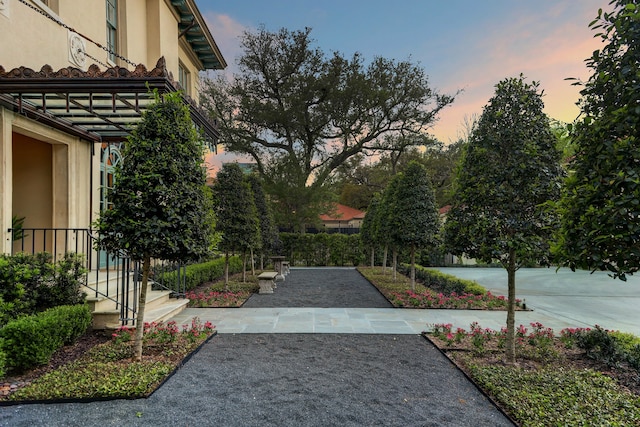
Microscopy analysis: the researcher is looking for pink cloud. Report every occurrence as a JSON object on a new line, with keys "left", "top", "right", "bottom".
{"left": 202, "top": 13, "right": 251, "bottom": 77}
{"left": 430, "top": 5, "right": 604, "bottom": 144}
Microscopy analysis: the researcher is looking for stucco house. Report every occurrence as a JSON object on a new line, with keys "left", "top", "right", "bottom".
{"left": 0, "top": 0, "right": 226, "bottom": 326}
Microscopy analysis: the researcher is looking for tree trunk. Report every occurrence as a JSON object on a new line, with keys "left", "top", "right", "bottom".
{"left": 370, "top": 246, "right": 375, "bottom": 268}
{"left": 505, "top": 248, "right": 517, "bottom": 364}
{"left": 383, "top": 246, "right": 389, "bottom": 273}
{"left": 134, "top": 255, "right": 151, "bottom": 362}
{"left": 392, "top": 249, "right": 397, "bottom": 281}
{"left": 410, "top": 245, "right": 416, "bottom": 291}
{"left": 224, "top": 251, "right": 230, "bottom": 291}
{"left": 250, "top": 248, "right": 256, "bottom": 276}
{"left": 260, "top": 253, "right": 264, "bottom": 271}
{"left": 242, "top": 252, "right": 247, "bottom": 283}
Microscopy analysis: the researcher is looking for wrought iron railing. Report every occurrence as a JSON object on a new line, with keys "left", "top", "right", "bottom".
{"left": 8, "top": 227, "right": 138, "bottom": 325}
{"left": 7, "top": 227, "right": 188, "bottom": 326}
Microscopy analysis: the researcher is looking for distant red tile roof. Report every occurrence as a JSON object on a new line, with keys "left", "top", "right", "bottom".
{"left": 439, "top": 205, "right": 452, "bottom": 215}
{"left": 320, "top": 204, "right": 366, "bottom": 221}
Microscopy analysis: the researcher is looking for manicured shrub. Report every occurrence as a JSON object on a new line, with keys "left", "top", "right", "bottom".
{"left": 279, "top": 232, "right": 365, "bottom": 266}
{"left": 0, "top": 346, "right": 6, "bottom": 378}
{"left": 398, "top": 264, "right": 486, "bottom": 295}
{"left": 0, "top": 252, "right": 87, "bottom": 325}
{"left": 41, "top": 253, "right": 87, "bottom": 309}
{"left": 155, "top": 256, "right": 243, "bottom": 292}
{"left": 0, "top": 304, "right": 91, "bottom": 372}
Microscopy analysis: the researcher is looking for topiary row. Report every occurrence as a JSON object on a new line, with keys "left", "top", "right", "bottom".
{"left": 398, "top": 264, "right": 486, "bottom": 295}
{"left": 0, "top": 304, "right": 92, "bottom": 375}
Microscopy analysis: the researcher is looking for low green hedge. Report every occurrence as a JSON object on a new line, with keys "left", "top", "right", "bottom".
{"left": 0, "top": 304, "right": 92, "bottom": 372}
{"left": 280, "top": 233, "right": 364, "bottom": 266}
{"left": 399, "top": 264, "right": 486, "bottom": 295}
{"left": 156, "top": 256, "right": 243, "bottom": 292}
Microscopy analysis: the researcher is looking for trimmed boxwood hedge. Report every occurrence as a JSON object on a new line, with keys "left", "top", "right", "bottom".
{"left": 398, "top": 264, "right": 486, "bottom": 295}
{"left": 0, "top": 304, "right": 92, "bottom": 372}
{"left": 279, "top": 233, "right": 364, "bottom": 266}
{"left": 155, "top": 256, "right": 244, "bottom": 292}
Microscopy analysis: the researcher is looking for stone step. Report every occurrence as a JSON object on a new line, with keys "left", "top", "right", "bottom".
{"left": 99, "top": 298, "right": 190, "bottom": 330}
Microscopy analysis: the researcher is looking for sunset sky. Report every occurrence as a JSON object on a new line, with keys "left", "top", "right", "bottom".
{"left": 198, "top": 0, "right": 607, "bottom": 170}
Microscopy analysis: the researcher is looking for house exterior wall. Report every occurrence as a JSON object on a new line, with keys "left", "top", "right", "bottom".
{"left": 1, "top": 0, "right": 220, "bottom": 254}
{"left": 1, "top": 0, "right": 204, "bottom": 85}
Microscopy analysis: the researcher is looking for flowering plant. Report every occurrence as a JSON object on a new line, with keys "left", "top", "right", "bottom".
{"left": 186, "top": 290, "right": 251, "bottom": 307}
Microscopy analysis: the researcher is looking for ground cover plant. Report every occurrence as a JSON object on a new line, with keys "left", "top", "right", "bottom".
{"left": 185, "top": 271, "right": 260, "bottom": 307}
{"left": 358, "top": 266, "right": 520, "bottom": 310}
{"left": 0, "top": 317, "right": 215, "bottom": 403}
{"left": 427, "top": 323, "right": 640, "bottom": 426}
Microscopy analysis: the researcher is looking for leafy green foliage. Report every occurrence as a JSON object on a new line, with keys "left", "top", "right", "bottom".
{"left": 554, "top": 1, "right": 640, "bottom": 280}
{"left": 246, "top": 174, "right": 280, "bottom": 256}
{"left": 0, "top": 253, "right": 87, "bottom": 325}
{"left": 444, "top": 76, "right": 563, "bottom": 268}
{"left": 9, "top": 360, "right": 173, "bottom": 400}
{"left": 94, "top": 90, "right": 214, "bottom": 360}
{"left": 279, "top": 233, "right": 364, "bottom": 266}
{"left": 388, "top": 162, "right": 439, "bottom": 288}
{"left": 0, "top": 305, "right": 91, "bottom": 372}
{"left": 10, "top": 215, "right": 26, "bottom": 241}
{"left": 396, "top": 265, "right": 486, "bottom": 295}
{"left": 213, "top": 164, "right": 261, "bottom": 256}
{"left": 155, "top": 256, "right": 243, "bottom": 291}
{"left": 468, "top": 365, "right": 640, "bottom": 426}
{"left": 388, "top": 162, "right": 439, "bottom": 250}
{"left": 7, "top": 318, "right": 215, "bottom": 401}
{"left": 359, "top": 194, "right": 380, "bottom": 266}
{"left": 94, "top": 91, "right": 213, "bottom": 263}
{"left": 443, "top": 75, "right": 563, "bottom": 362}
{"left": 202, "top": 27, "right": 455, "bottom": 230}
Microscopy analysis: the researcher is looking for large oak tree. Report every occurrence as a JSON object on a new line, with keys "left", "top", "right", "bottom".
{"left": 203, "top": 27, "right": 455, "bottom": 231}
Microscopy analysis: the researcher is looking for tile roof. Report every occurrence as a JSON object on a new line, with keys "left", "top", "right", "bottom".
{"left": 320, "top": 204, "right": 366, "bottom": 221}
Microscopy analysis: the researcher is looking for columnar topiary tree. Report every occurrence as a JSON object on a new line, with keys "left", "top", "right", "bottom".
{"left": 444, "top": 76, "right": 563, "bottom": 363}
{"left": 95, "top": 91, "right": 213, "bottom": 361}
{"left": 555, "top": 1, "right": 640, "bottom": 280}
{"left": 213, "top": 163, "right": 260, "bottom": 286}
{"left": 246, "top": 174, "right": 279, "bottom": 271}
{"left": 389, "top": 161, "right": 439, "bottom": 290}
{"left": 360, "top": 194, "right": 381, "bottom": 267}
{"left": 379, "top": 174, "right": 402, "bottom": 278}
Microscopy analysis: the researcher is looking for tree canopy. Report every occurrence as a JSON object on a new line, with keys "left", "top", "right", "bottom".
{"left": 212, "top": 163, "right": 261, "bottom": 284}
{"left": 203, "top": 26, "right": 456, "bottom": 231}
{"left": 388, "top": 161, "right": 439, "bottom": 289}
{"left": 444, "top": 76, "right": 563, "bottom": 363}
{"left": 95, "top": 91, "right": 212, "bottom": 360}
{"left": 554, "top": 0, "right": 640, "bottom": 280}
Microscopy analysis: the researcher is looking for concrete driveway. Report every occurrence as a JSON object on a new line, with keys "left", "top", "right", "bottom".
{"left": 433, "top": 267, "right": 640, "bottom": 336}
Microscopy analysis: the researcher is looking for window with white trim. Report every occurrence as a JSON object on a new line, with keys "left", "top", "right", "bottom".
{"left": 106, "top": 0, "right": 118, "bottom": 63}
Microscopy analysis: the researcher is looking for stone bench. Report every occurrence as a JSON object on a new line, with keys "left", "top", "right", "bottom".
{"left": 257, "top": 271, "right": 278, "bottom": 294}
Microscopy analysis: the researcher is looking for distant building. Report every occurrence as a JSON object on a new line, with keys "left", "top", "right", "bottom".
{"left": 319, "top": 203, "right": 365, "bottom": 234}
